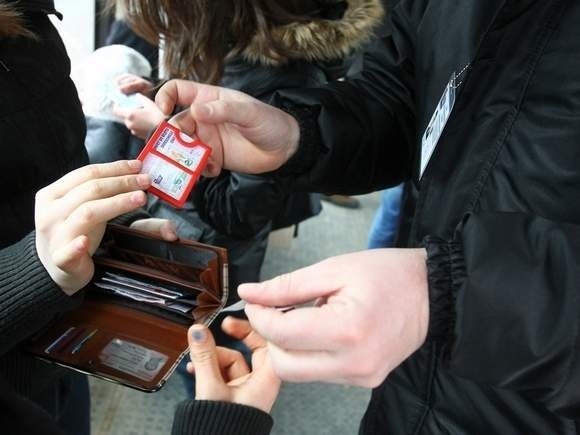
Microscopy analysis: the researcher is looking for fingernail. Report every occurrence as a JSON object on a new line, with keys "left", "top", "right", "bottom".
{"left": 128, "top": 160, "right": 141, "bottom": 170}
{"left": 197, "top": 104, "right": 212, "bottom": 117}
{"left": 191, "top": 328, "right": 206, "bottom": 343}
{"left": 75, "top": 236, "right": 88, "bottom": 252}
{"left": 237, "top": 283, "right": 256, "bottom": 297}
{"left": 137, "top": 173, "right": 150, "bottom": 188}
{"left": 131, "top": 191, "right": 146, "bottom": 205}
{"left": 160, "top": 103, "right": 170, "bottom": 115}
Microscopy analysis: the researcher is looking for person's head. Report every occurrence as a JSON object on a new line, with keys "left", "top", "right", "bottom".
{"left": 112, "top": 0, "right": 322, "bottom": 84}
{"left": 0, "top": 2, "right": 35, "bottom": 39}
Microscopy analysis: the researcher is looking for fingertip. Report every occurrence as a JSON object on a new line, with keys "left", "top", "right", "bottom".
{"left": 159, "top": 102, "right": 171, "bottom": 116}
{"left": 118, "top": 84, "right": 130, "bottom": 95}
{"left": 243, "top": 303, "right": 262, "bottom": 318}
{"left": 128, "top": 159, "right": 142, "bottom": 171}
{"left": 202, "top": 162, "right": 221, "bottom": 178}
{"left": 75, "top": 235, "right": 89, "bottom": 253}
{"left": 131, "top": 190, "right": 147, "bottom": 206}
{"left": 188, "top": 324, "right": 209, "bottom": 345}
{"left": 237, "top": 283, "right": 260, "bottom": 299}
{"left": 220, "top": 316, "right": 236, "bottom": 332}
{"left": 192, "top": 103, "right": 212, "bottom": 119}
{"left": 154, "top": 89, "right": 170, "bottom": 115}
{"left": 162, "top": 221, "right": 178, "bottom": 241}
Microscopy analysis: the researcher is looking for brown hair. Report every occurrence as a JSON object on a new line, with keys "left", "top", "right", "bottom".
{"left": 111, "top": 0, "right": 322, "bottom": 84}
{"left": 0, "top": 2, "right": 36, "bottom": 39}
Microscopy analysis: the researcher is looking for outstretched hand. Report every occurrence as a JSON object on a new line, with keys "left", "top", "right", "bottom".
{"left": 35, "top": 160, "right": 150, "bottom": 295}
{"left": 239, "top": 249, "right": 430, "bottom": 388}
{"left": 155, "top": 79, "right": 300, "bottom": 177}
{"left": 116, "top": 73, "right": 154, "bottom": 97}
{"left": 186, "top": 317, "right": 281, "bottom": 413}
{"left": 112, "top": 94, "right": 165, "bottom": 140}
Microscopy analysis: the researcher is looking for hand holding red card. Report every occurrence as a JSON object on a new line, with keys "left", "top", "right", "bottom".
{"left": 137, "top": 122, "right": 211, "bottom": 208}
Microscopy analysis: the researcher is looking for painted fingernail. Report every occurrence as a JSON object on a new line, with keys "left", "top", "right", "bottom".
{"left": 191, "top": 328, "right": 206, "bottom": 343}
{"left": 137, "top": 173, "right": 150, "bottom": 187}
{"left": 128, "top": 160, "right": 141, "bottom": 170}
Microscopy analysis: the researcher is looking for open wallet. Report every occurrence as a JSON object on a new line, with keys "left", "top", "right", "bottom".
{"left": 25, "top": 224, "right": 229, "bottom": 392}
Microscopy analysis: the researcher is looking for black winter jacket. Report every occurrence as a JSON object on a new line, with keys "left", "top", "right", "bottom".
{"left": 0, "top": 2, "right": 89, "bottom": 433}
{"left": 272, "top": 0, "right": 580, "bottom": 433}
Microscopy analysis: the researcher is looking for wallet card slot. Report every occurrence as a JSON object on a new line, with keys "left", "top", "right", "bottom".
{"left": 88, "top": 292, "right": 193, "bottom": 325}
{"left": 111, "top": 231, "right": 218, "bottom": 269}
{"left": 91, "top": 270, "right": 208, "bottom": 320}
{"left": 94, "top": 257, "right": 215, "bottom": 297}
{"left": 108, "top": 246, "right": 205, "bottom": 283}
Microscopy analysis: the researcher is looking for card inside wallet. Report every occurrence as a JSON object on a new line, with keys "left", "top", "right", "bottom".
{"left": 25, "top": 224, "right": 228, "bottom": 392}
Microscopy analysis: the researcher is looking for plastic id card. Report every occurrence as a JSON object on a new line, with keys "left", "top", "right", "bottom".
{"left": 137, "top": 121, "right": 211, "bottom": 208}
{"left": 99, "top": 338, "right": 168, "bottom": 382}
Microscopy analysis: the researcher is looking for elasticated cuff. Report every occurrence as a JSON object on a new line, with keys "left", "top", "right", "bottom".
{"left": 269, "top": 101, "right": 323, "bottom": 178}
{"left": 172, "top": 400, "right": 273, "bottom": 435}
{"left": 423, "top": 236, "right": 465, "bottom": 345}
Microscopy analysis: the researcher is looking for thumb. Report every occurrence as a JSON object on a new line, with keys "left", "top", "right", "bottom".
{"left": 192, "top": 100, "right": 259, "bottom": 128}
{"left": 51, "top": 235, "right": 94, "bottom": 295}
{"left": 188, "top": 325, "right": 226, "bottom": 399}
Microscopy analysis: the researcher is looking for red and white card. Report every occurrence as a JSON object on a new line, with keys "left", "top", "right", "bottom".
{"left": 137, "top": 121, "right": 211, "bottom": 208}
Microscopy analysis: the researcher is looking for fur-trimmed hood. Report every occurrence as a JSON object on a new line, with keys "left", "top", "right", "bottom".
{"left": 0, "top": 3, "right": 32, "bottom": 38}
{"left": 242, "top": 0, "right": 384, "bottom": 66}
{"left": 0, "top": 0, "right": 58, "bottom": 38}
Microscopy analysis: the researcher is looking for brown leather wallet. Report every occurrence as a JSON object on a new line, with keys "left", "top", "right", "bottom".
{"left": 25, "top": 224, "right": 229, "bottom": 392}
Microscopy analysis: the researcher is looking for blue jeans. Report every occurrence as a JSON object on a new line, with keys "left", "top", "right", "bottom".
{"left": 368, "top": 184, "right": 404, "bottom": 249}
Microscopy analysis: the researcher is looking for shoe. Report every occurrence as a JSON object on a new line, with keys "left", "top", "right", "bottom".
{"left": 321, "top": 194, "right": 361, "bottom": 209}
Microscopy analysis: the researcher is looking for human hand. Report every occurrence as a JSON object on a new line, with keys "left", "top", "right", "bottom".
{"left": 155, "top": 79, "right": 300, "bottom": 177}
{"left": 116, "top": 73, "right": 154, "bottom": 97}
{"left": 35, "top": 160, "right": 150, "bottom": 295}
{"left": 129, "top": 218, "right": 178, "bottom": 242}
{"left": 238, "top": 249, "right": 429, "bottom": 388}
{"left": 112, "top": 94, "right": 165, "bottom": 139}
{"left": 186, "top": 317, "right": 281, "bottom": 413}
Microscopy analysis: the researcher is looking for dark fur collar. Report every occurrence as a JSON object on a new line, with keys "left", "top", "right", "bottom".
{"left": 241, "top": 0, "right": 384, "bottom": 65}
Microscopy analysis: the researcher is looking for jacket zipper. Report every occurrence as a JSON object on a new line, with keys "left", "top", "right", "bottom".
{"left": 0, "top": 60, "right": 10, "bottom": 72}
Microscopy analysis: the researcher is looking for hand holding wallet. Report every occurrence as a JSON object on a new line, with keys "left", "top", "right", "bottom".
{"left": 26, "top": 224, "right": 229, "bottom": 392}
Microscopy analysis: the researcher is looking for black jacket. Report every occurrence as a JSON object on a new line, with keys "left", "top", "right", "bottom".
{"left": 272, "top": 0, "right": 580, "bottom": 433}
{"left": 0, "top": 2, "right": 89, "bottom": 433}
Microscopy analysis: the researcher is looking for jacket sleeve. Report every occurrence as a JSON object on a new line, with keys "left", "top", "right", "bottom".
{"left": 425, "top": 212, "right": 580, "bottom": 419}
{"left": 0, "top": 232, "right": 81, "bottom": 355}
{"left": 172, "top": 400, "right": 273, "bottom": 435}
{"left": 192, "top": 171, "right": 286, "bottom": 239}
{"left": 269, "top": 0, "right": 426, "bottom": 195}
